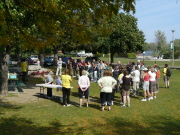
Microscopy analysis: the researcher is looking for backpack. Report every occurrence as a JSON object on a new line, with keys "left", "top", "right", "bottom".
{"left": 166, "top": 68, "right": 171, "bottom": 77}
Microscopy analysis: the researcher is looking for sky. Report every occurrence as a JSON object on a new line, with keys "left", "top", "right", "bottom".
{"left": 134, "top": 0, "right": 180, "bottom": 43}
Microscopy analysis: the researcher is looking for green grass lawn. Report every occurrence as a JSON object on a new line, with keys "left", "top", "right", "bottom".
{"left": 0, "top": 64, "right": 180, "bottom": 134}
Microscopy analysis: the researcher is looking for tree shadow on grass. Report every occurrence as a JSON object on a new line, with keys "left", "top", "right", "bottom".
{"left": 0, "top": 116, "right": 87, "bottom": 135}
{"left": 98, "top": 116, "right": 180, "bottom": 135}
{"left": 0, "top": 115, "right": 179, "bottom": 135}
{"left": 0, "top": 99, "right": 22, "bottom": 116}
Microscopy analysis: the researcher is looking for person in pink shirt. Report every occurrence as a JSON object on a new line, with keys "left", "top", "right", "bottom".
{"left": 78, "top": 70, "right": 90, "bottom": 108}
{"left": 141, "top": 68, "right": 150, "bottom": 101}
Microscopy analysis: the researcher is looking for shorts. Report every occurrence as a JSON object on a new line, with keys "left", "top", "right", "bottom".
{"left": 164, "top": 76, "right": 170, "bottom": 84}
{"left": 133, "top": 81, "right": 139, "bottom": 90}
{"left": 122, "top": 90, "right": 130, "bottom": 96}
{"left": 143, "top": 81, "right": 149, "bottom": 91}
{"left": 78, "top": 87, "right": 89, "bottom": 99}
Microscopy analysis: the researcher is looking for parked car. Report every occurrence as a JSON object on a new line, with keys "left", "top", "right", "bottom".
{"left": 44, "top": 58, "right": 54, "bottom": 66}
{"left": 30, "top": 55, "right": 38, "bottom": 62}
{"left": 76, "top": 53, "right": 87, "bottom": 57}
{"left": 85, "top": 56, "right": 99, "bottom": 63}
{"left": 26, "top": 57, "right": 34, "bottom": 65}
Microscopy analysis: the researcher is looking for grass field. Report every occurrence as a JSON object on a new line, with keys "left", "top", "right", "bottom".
{"left": 0, "top": 59, "right": 180, "bottom": 135}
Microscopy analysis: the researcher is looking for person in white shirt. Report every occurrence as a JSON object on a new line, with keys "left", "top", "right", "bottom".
{"left": 149, "top": 68, "right": 157, "bottom": 99}
{"left": 131, "top": 66, "right": 140, "bottom": 96}
{"left": 56, "top": 58, "right": 62, "bottom": 76}
{"left": 78, "top": 70, "right": 90, "bottom": 107}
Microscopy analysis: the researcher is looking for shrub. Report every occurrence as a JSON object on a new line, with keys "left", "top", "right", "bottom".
{"left": 127, "top": 53, "right": 136, "bottom": 58}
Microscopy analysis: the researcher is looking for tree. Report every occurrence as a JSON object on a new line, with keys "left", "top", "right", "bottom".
{"left": 93, "top": 13, "right": 145, "bottom": 63}
{"left": 0, "top": 0, "right": 137, "bottom": 96}
{"left": 154, "top": 30, "right": 167, "bottom": 56}
{"left": 174, "top": 39, "right": 180, "bottom": 59}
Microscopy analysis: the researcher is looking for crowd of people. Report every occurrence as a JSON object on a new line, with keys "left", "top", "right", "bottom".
{"left": 45, "top": 59, "right": 171, "bottom": 111}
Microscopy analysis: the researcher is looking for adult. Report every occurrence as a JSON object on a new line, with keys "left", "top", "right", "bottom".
{"left": 78, "top": 70, "right": 90, "bottom": 107}
{"left": 141, "top": 68, "right": 150, "bottom": 101}
{"left": 87, "top": 61, "right": 93, "bottom": 81}
{"left": 118, "top": 69, "right": 125, "bottom": 104}
{"left": 98, "top": 70, "right": 117, "bottom": 111}
{"left": 44, "top": 73, "right": 53, "bottom": 98}
{"left": 149, "top": 68, "right": 157, "bottom": 99}
{"left": 156, "top": 66, "right": 161, "bottom": 92}
{"left": 131, "top": 66, "right": 140, "bottom": 96}
{"left": 99, "top": 60, "right": 105, "bottom": 78}
{"left": 21, "top": 58, "right": 28, "bottom": 84}
{"left": 72, "top": 59, "right": 78, "bottom": 77}
{"left": 121, "top": 70, "right": 132, "bottom": 107}
{"left": 56, "top": 58, "right": 62, "bottom": 76}
{"left": 93, "top": 63, "right": 98, "bottom": 82}
{"left": 61, "top": 69, "right": 72, "bottom": 106}
{"left": 66, "top": 59, "right": 72, "bottom": 76}
{"left": 163, "top": 64, "right": 170, "bottom": 89}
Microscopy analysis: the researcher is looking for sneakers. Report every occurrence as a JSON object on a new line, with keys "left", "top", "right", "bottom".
{"left": 141, "top": 98, "right": 147, "bottom": 101}
{"left": 149, "top": 97, "right": 153, "bottom": 100}
{"left": 153, "top": 96, "right": 156, "bottom": 99}
{"left": 121, "top": 105, "right": 126, "bottom": 107}
{"left": 66, "top": 104, "right": 71, "bottom": 107}
{"left": 127, "top": 104, "right": 130, "bottom": 107}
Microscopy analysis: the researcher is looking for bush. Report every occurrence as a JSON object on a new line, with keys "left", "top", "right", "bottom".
{"left": 127, "top": 53, "right": 136, "bottom": 58}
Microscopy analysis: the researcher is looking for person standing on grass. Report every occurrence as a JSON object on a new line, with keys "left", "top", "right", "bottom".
{"left": 163, "top": 64, "right": 170, "bottom": 89}
{"left": 131, "top": 66, "right": 140, "bottom": 96}
{"left": 141, "top": 68, "right": 151, "bottom": 101}
{"left": 21, "top": 58, "right": 28, "bottom": 84}
{"left": 61, "top": 69, "right": 72, "bottom": 106}
{"left": 66, "top": 59, "right": 72, "bottom": 76}
{"left": 156, "top": 66, "right": 161, "bottom": 92}
{"left": 93, "top": 63, "right": 98, "bottom": 82}
{"left": 78, "top": 70, "right": 90, "bottom": 108}
{"left": 118, "top": 69, "right": 125, "bottom": 105}
{"left": 72, "top": 59, "right": 78, "bottom": 77}
{"left": 149, "top": 68, "right": 157, "bottom": 100}
{"left": 98, "top": 70, "right": 117, "bottom": 111}
{"left": 56, "top": 58, "right": 62, "bottom": 76}
{"left": 121, "top": 70, "right": 132, "bottom": 107}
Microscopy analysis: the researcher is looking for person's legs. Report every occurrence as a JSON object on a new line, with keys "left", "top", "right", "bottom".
{"left": 22, "top": 72, "right": 26, "bottom": 84}
{"left": 56, "top": 68, "right": 59, "bottom": 76}
{"left": 66, "top": 88, "right": 71, "bottom": 104}
{"left": 156, "top": 78, "right": 160, "bottom": 92}
{"left": 59, "top": 67, "right": 62, "bottom": 76}
{"left": 106, "top": 93, "right": 111, "bottom": 110}
{"left": 47, "top": 88, "right": 52, "bottom": 97}
{"left": 84, "top": 88, "right": 89, "bottom": 107}
{"left": 62, "top": 87, "right": 67, "bottom": 105}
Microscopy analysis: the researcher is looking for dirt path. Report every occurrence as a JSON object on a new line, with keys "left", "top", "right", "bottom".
{"left": 2, "top": 83, "right": 45, "bottom": 104}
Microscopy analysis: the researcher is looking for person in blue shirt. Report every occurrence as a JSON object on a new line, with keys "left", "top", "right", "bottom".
{"left": 53, "top": 76, "right": 63, "bottom": 100}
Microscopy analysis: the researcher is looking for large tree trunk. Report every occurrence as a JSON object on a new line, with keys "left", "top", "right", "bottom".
{"left": 0, "top": 46, "right": 10, "bottom": 96}
{"left": 53, "top": 45, "right": 59, "bottom": 66}
{"left": 110, "top": 53, "right": 114, "bottom": 64}
{"left": 39, "top": 50, "right": 44, "bottom": 68}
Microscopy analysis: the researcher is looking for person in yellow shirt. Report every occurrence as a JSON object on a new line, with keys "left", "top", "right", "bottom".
{"left": 21, "top": 58, "right": 28, "bottom": 84}
{"left": 62, "top": 69, "right": 72, "bottom": 106}
{"left": 163, "top": 64, "right": 170, "bottom": 89}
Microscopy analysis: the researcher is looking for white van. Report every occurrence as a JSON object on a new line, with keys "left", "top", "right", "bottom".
{"left": 30, "top": 55, "right": 38, "bottom": 62}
